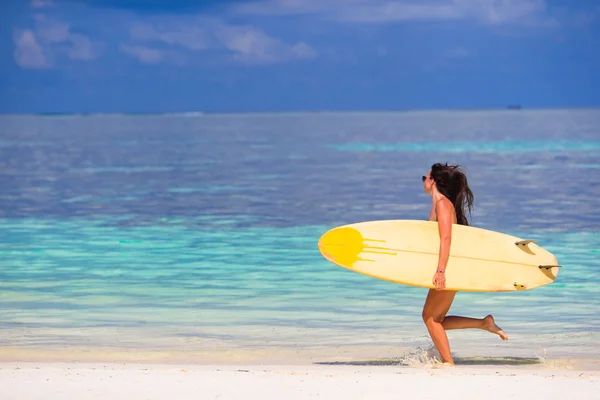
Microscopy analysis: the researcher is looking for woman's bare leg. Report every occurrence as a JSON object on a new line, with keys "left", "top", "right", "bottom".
{"left": 422, "top": 291, "right": 509, "bottom": 364}
{"left": 443, "top": 315, "right": 508, "bottom": 340}
{"left": 422, "top": 289, "right": 457, "bottom": 364}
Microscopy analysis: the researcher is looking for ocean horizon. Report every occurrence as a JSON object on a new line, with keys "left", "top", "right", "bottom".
{"left": 2, "top": 105, "right": 600, "bottom": 117}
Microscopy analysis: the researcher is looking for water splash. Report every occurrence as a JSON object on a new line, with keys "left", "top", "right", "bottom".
{"left": 397, "top": 345, "right": 443, "bottom": 368}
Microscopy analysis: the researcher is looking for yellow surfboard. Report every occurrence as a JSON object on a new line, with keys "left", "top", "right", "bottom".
{"left": 317, "top": 220, "right": 560, "bottom": 292}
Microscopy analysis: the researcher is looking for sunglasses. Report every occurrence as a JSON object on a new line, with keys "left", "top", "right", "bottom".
{"left": 422, "top": 175, "right": 428, "bottom": 182}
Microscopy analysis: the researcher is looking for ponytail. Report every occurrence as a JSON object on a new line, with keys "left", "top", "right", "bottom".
{"left": 430, "top": 163, "right": 474, "bottom": 226}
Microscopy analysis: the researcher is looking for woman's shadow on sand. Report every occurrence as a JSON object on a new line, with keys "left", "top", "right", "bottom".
{"left": 315, "top": 356, "right": 543, "bottom": 366}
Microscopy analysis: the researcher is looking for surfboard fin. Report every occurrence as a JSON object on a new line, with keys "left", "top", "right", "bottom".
{"left": 515, "top": 239, "right": 536, "bottom": 247}
{"left": 539, "top": 265, "right": 562, "bottom": 269}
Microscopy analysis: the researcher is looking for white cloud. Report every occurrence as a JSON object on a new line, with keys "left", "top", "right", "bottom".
{"left": 444, "top": 46, "right": 469, "bottom": 58}
{"left": 30, "top": 0, "right": 53, "bottom": 8}
{"left": 336, "top": 2, "right": 464, "bottom": 22}
{"left": 124, "top": 19, "right": 316, "bottom": 65}
{"left": 33, "top": 14, "right": 70, "bottom": 42}
{"left": 215, "top": 24, "right": 316, "bottom": 63}
{"left": 13, "top": 15, "right": 102, "bottom": 69}
{"left": 232, "top": 0, "right": 555, "bottom": 26}
{"left": 121, "top": 44, "right": 164, "bottom": 64}
{"left": 456, "top": 0, "right": 549, "bottom": 25}
{"left": 131, "top": 23, "right": 208, "bottom": 51}
{"left": 68, "top": 34, "right": 99, "bottom": 61}
{"left": 233, "top": 0, "right": 342, "bottom": 16}
{"left": 13, "top": 30, "right": 51, "bottom": 68}
{"left": 291, "top": 42, "right": 317, "bottom": 59}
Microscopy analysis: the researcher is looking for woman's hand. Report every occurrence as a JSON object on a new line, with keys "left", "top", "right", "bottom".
{"left": 433, "top": 270, "right": 446, "bottom": 291}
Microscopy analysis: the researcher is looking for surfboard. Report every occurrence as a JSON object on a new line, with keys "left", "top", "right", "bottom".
{"left": 317, "top": 220, "right": 560, "bottom": 292}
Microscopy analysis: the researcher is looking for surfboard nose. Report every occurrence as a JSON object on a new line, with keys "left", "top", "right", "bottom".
{"left": 317, "top": 236, "right": 332, "bottom": 260}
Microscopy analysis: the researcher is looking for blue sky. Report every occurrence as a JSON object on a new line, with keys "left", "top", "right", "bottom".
{"left": 0, "top": 0, "right": 599, "bottom": 113}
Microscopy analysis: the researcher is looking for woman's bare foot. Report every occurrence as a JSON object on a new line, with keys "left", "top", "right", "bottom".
{"left": 483, "top": 315, "right": 508, "bottom": 340}
{"left": 434, "top": 361, "right": 455, "bottom": 369}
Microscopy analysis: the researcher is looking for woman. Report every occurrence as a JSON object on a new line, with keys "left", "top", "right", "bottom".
{"left": 421, "top": 162, "right": 508, "bottom": 365}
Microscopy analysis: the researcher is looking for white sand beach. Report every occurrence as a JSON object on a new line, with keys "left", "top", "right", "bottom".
{"left": 1, "top": 362, "right": 599, "bottom": 400}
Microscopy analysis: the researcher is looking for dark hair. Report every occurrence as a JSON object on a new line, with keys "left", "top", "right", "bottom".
{"left": 430, "top": 163, "right": 474, "bottom": 226}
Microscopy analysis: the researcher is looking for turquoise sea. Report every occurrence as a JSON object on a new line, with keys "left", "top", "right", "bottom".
{"left": 1, "top": 110, "right": 599, "bottom": 367}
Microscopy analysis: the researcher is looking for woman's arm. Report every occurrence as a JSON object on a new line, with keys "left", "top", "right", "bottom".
{"left": 433, "top": 199, "right": 453, "bottom": 290}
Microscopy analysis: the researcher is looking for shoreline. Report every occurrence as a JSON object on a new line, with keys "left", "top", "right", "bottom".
{"left": 2, "top": 346, "right": 600, "bottom": 371}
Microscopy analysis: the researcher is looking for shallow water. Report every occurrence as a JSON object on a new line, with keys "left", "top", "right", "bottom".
{"left": 0, "top": 110, "right": 599, "bottom": 366}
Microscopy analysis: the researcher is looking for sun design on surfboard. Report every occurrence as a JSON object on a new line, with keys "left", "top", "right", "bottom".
{"left": 318, "top": 227, "right": 396, "bottom": 267}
